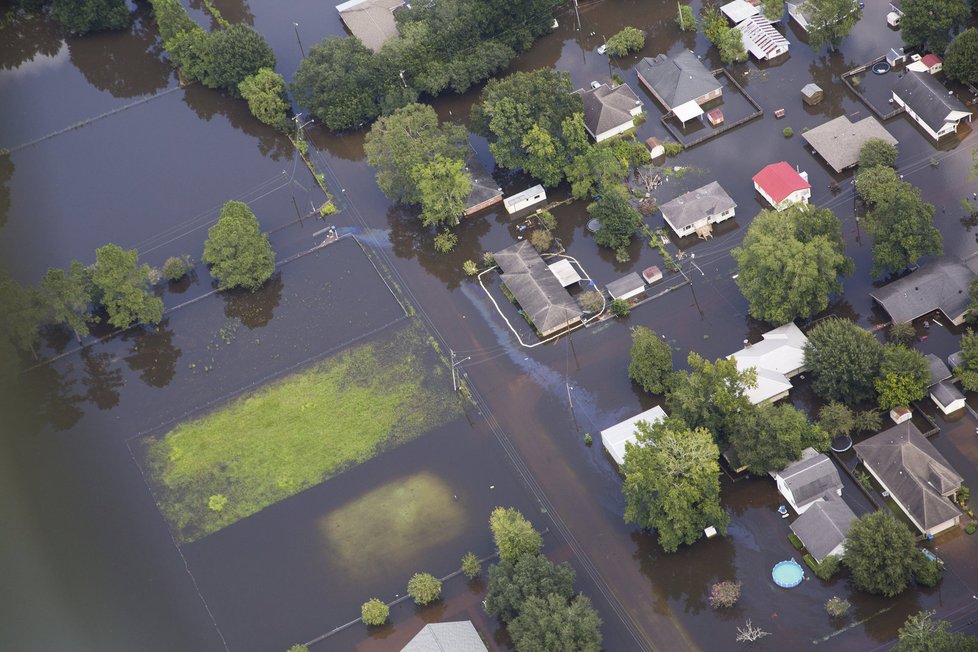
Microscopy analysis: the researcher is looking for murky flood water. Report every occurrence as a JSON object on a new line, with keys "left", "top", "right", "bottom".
{"left": 3, "top": 0, "right": 978, "bottom": 650}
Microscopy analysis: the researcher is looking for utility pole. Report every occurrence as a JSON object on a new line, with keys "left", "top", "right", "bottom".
{"left": 572, "top": 0, "right": 581, "bottom": 31}
{"left": 689, "top": 252, "right": 705, "bottom": 277}
{"left": 450, "top": 349, "right": 470, "bottom": 393}
{"left": 293, "top": 22, "right": 305, "bottom": 58}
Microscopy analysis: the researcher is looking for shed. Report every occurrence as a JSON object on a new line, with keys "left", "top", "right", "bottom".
{"left": 890, "top": 406, "right": 912, "bottom": 424}
{"left": 801, "top": 83, "right": 823, "bottom": 106}
{"left": 887, "top": 47, "right": 907, "bottom": 67}
{"left": 707, "top": 108, "right": 724, "bottom": 126}
{"left": 503, "top": 185, "right": 547, "bottom": 214}
{"left": 642, "top": 265, "right": 663, "bottom": 284}
{"left": 948, "top": 351, "right": 964, "bottom": 371}
{"left": 600, "top": 405, "right": 667, "bottom": 466}
{"left": 548, "top": 259, "right": 582, "bottom": 287}
{"left": 925, "top": 353, "right": 953, "bottom": 387}
{"left": 645, "top": 137, "right": 665, "bottom": 159}
{"left": 931, "top": 381, "right": 966, "bottom": 415}
{"left": 607, "top": 273, "right": 646, "bottom": 301}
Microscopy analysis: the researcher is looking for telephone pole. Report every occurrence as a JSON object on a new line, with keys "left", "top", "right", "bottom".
{"left": 450, "top": 349, "right": 470, "bottom": 393}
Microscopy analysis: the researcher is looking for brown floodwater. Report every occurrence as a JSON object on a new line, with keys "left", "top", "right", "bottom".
{"left": 2, "top": 0, "right": 978, "bottom": 650}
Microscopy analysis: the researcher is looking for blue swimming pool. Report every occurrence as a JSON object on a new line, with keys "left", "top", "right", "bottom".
{"left": 772, "top": 560, "right": 804, "bottom": 588}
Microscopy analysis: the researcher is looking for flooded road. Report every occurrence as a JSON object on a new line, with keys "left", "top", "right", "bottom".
{"left": 2, "top": 0, "right": 978, "bottom": 650}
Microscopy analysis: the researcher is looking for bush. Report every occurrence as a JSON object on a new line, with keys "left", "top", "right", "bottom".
{"left": 676, "top": 4, "right": 697, "bottom": 31}
{"left": 482, "top": 251, "right": 495, "bottom": 266}
{"left": 286, "top": 645, "right": 310, "bottom": 652}
{"left": 663, "top": 142, "right": 684, "bottom": 157}
{"left": 709, "top": 581, "right": 741, "bottom": 608}
{"left": 967, "top": 522, "right": 977, "bottom": 535}
{"left": 958, "top": 486, "right": 970, "bottom": 507}
{"left": 815, "top": 554, "right": 841, "bottom": 581}
{"left": 407, "top": 572, "right": 442, "bottom": 605}
{"left": 239, "top": 68, "right": 291, "bottom": 131}
{"left": 825, "top": 596, "right": 851, "bottom": 618}
{"left": 433, "top": 231, "right": 458, "bottom": 253}
{"left": 360, "top": 598, "right": 389, "bottom": 626}
{"left": 461, "top": 552, "right": 481, "bottom": 579}
{"left": 162, "top": 256, "right": 191, "bottom": 282}
{"left": 606, "top": 26, "right": 646, "bottom": 56}
{"left": 577, "top": 289, "right": 604, "bottom": 313}
{"left": 208, "top": 494, "right": 228, "bottom": 512}
{"left": 462, "top": 260, "right": 478, "bottom": 276}
{"left": 913, "top": 552, "right": 942, "bottom": 588}
{"left": 783, "top": 127, "right": 794, "bottom": 138}
{"left": 788, "top": 532, "right": 804, "bottom": 550}
{"left": 610, "top": 298, "right": 630, "bottom": 317}
{"left": 490, "top": 507, "right": 542, "bottom": 562}
{"left": 530, "top": 229, "right": 553, "bottom": 252}
{"left": 537, "top": 210, "right": 556, "bottom": 231}
{"left": 584, "top": 433, "right": 593, "bottom": 446}
{"left": 200, "top": 25, "right": 276, "bottom": 96}
{"left": 803, "top": 553, "right": 818, "bottom": 572}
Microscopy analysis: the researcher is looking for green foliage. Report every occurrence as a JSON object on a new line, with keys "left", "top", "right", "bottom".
{"left": 461, "top": 552, "right": 481, "bottom": 579}
{"left": 484, "top": 553, "right": 575, "bottom": 622}
{"left": 663, "top": 142, "right": 684, "bottom": 157}
{"left": 701, "top": 6, "right": 728, "bottom": 45}
{"left": 609, "top": 298, "right": 630, "bottom": 317}
{"left": 666, "top": 353, "right": 756, "bottom": 450}
{"left": 968, "top": 522, "right": 977, "bottom": 535}
{"left": 407, "top": 572, "right": 442, "bottom": 605}
{"left": 462, "top": 260, "right": 478, "bottom": 276}
{"left": 803, "top": 553, "right": 819, "bottom": 572}
{"left": 815, "top": 554, "right": 841, "bottom": 580}
{"left": 537, "top": 210, "right": 556, "bottom": 231}
{"left": 40, "top": 261, "right": 96, "bottom": 341}
{"left": 843, "top": 511, "right": 917, "bottom": 597}
{"left": 521, "top": 124, "right": 565, "bottom": 187}
{"left": 901, "top": 0, "right": 970, "bottom": 52}
{"left": 0, "top": 273, "right": 45, "bottom": 356}
{"left": 859, "top": 138, "right": 899, "bottom": 170}
{"left": 202, "top": 201, "right": 275, "bottom": 291}
{"left": 360, "top": 598, "right": 389, "bottom": 625}
{"left": 239, "top": 69, "right": 290, "bottom": 131}
{"left": 577, "top": 289, "right": 604, "bottom": 313}
{"left": 761, "top": 0, "right": 785, "bottom": 21}
{"left": 805, "top": 318, "right": 884, "bottom": 403}
{"left": 876, "top": 344, "right": 929, "bottom": 409}
{"left": 628, "top": 326, "right": 673, "bottom": 394}
{"left": 825, "top": 596, "right": 851, "bottom": 618}
{"left": 161, "top": 256, "right": 191, "bottom": 282}
{"left": 912, "top": 550, "right": 942, "bottom": 587}
{"left": 490, "top": 507, "right": 542, "bottom": 562}
{"left": 719, "top": 27, "right": 748, "bottom": 63}
{"left": 945, "top": 29, "right": 978, "bottom": 84}
{"left": 855, "top": 165, "right": 900, "bottom": 206}
{"left": 708, "top": 581, "right": 741, "bottom": 608}
{"left": 509, "top": 593, "right": 603, "bottom": 652}
{"left": 866, "top": 181, "right": 942, "bottom": 277}
{"left": 819, "top": 402, "right": 855, "bottom": 438}
{"left": 91, "top": 244, "right": 164, "bottom": 329}
{"left": 807, "top": 0, "right": 863, "bottom": 51}
{"left": 413, "top": 155, "right": 472, "bottom": 228}
{"left": 960, "top": 486, "right": 971, "bottom": 507}
{"left": 584, "top": 433, "right": 593, "bottom": 446}
{"left": 50, "top": 0, "right": 129, "bottom": 34}
{"left": 286, "top": 645, "right": 310, "bottom": 652}
{"left": 529, "top": 229, "right": 553, "bottom": 252}
{"left": 432, "top": 231, "right": 458, "bottom": 253}
{"left": 732, "top": 205, "right": 852, "bottom": 325}
{"left": 961, "top": 329, "right": 978, "bottom": 392}
{"left": 788, "top": 532, "right": 804, "bottom": 549}
{"left": 622, "top": 416, "right": 729, "bottom": 553}
{"left": 889, "top": 321, "right": 916, "bottom": 345}
{"left": 589, "top": 187, "right": 642, "bottom": 251}
{"left": 207, "top": 494, "right": 228, "bottom": 512}
{"left": 895, "top": 611, "right": 978, "bottom": 652}
{"left": 676, "top": 4, "right": 697, "bottom": 31}
{"left": 605, "top": 27, "right": 645, "bottom": 56}
{"left": 199, "top": 25, "right": 275, "bottom": 96}
{"left": 730, "top": 403, "right": 830, "bottom": 475}
{"left": 782, "top": 127, "right": 794, "bottom": 138}
{"left": 565, "top": 144, "right": 628, "bottom": 200}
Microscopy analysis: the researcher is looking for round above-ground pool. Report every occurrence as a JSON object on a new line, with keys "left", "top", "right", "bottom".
{"left": 872, "top": 61, "right": 891, "bottom": 74}
{"left": 772, "top": 560, "right": 805, "bottom": 588}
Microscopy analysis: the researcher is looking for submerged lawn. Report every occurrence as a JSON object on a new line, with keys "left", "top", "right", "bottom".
{"left": 145, "top": 321, "right": 460, "bottom": 543}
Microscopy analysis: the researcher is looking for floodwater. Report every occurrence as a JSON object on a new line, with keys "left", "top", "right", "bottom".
{"left": 2, "top": 0, "right": 978, "bottom": 650}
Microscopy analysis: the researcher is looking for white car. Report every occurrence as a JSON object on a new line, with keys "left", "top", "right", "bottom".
{"left": 597, "top": 44, "right": 607, "bottom": 54}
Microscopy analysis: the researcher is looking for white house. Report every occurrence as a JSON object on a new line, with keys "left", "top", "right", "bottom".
{"left": 727, "top": 322, "right": 809, "bottom": 405}
{"left": 772, "top": 448, "right": 844, "bottom": 515}
{"left": 893, "top": 71, "right": 973, "bottom": 141}
{"left": 789, "top": 497, "right": 857, "bottom": 562}
{"left": 503, "top": 185, "right": 546, "bottom": 214}
{"left": 931, "top": 381, "right": 966, "bottom": 415}
{"left": 907, "top": 53, "right": 943, "bottom": 75}
{"left": 752, "top": 162, "right": 811, "bottom": 211}
{"left": 600, "top": 405, "right": 667, "bottom": 466}
{"left": 735, "top": 15, "right": 789, "bottom": 61}
{"left": 658, "top": 181, "right": 736, "bottom": 239}
{"left": 576, "top": 82, "right": 644, "bottom": 142}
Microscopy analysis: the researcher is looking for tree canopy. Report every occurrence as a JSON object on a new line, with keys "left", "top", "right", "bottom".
{"left": 91, "top": 244, "right": 164, "bottom": 329}
{"left": 733, "top": 205, "right": 852, "bottom": 325}
{"left": 589, "top": 187, "right": 643, "bottom": 253}
{"left": 666, "top": 353, "right": 756, "bottom": 450}
{"left": 0, "top": 273, "right": 44, "bottom": 357}
{"left": 818, "top": 401, "right": 855, "bottom": 438}
{"left": 605, "top": 27, "right": 645, "bottom": 56}
{"left": 900, "top": 0, "right": 970, "bottom": 52}
{"left": 413, "top": 155, "right": 472, "bottom": 228}
{"left": 804, "top": 318, "right": 883, "bottom": 403}
{"left": 730, "top": 403, "right": 829, "bottom": 475}
{"left": 484, "top": 553, "right": 576, "bottom": 622}
{"left": 855, "top": 165, "right": 901, "bottom": 206}
{"left": 807, "top": 0, "right": 862, "bottom": 51}
{"left": 238, "top": 68, "right": 290, "bottom": 131}
{"left": 761, "top": 0, "right": 785, "bottom": 21}
{"left": 958, "top": 329, "right": 978, "bottom": 392}
{"left": 622, "top": 416, "right": 729, "bottom": 552}
{"left": 40, "top": 262, "right": 96, "bottom": 342}
{"left": 199, "top": 25, "right": 276, "bottom": 96}
{"left": 490, "top": 507, "right": 542, "bottom": 562}
{"left": 859, "top": 139, "right": 899, "bottom": 170}
{"left": 406, "top": 572, "right": 442, "bottom": 605}
{"left": 843, "top": 511, "right": 918, "bottom": 597}
{"left": 508, "top": 593, "right": 603, "bottom": 652}
{"left": 50, "top": 0, "right": 129, "bottom": 34}
{"left": 628, "top": 326, "right": 673, "bottom": 394}
{"left": 718, "top": 26, "right": 747, "bottom": 63}
{"left": 893, "top": 610, "right": 978, "bottom": 652}
{"left": 202, "top": 201, "right": 276, "bottom": 291}
{"left": 865, "top": 181, "right": 942, "bottom": 277}
{"left": 875, "top": 344, "right": 929, "bottom": 410}
{"left": 944, "top": 28, "right": 978, "bottom": 84}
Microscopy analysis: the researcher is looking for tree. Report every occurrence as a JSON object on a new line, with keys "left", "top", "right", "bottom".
{"left": 901, "top": 0, "right": 970, "bottom": 52}
{"left": 433, "top": 231, "right": 457, "bottom": 253}
{"left": 875, "top": 344, "right": 929, "bottom": 409}
{"left": 718, "top": 27, "right": 748, "bottom": 63}
{"left": 162, "top": 256, "right": 191, "bottom": 282}
{"left": 889, "top": 321, "right": 917, "bottom": 345}
{"left": 461, "top": 552, "right": 480, "bottom": 579}
{"left": 91, "top": 244, "right": 164, "bottom": 329}
{"left": 238, "top": 68, "right": 290, "bottom": 131}
{"left": 730, "top": 403, "right": 829, "bottom": 475}
{"left": 666, "top": 353, "right": 756, "bottom": 450}
{"left": 701, "top": 6, "right": 728, "bottom": 45}
{"left": 944, "top": 28, "right": 978, "bottom": 84}
{"left": 360, "top": 598, "right": 389, "bottom": 626}
{"left": 40, "top": 262, "right": 96, "bottom": 342}
{"left": 529, "top": 229, "right": 553, "bottom": 252}
{"left": 805, "top": 318, "right": 883, "bottom": 403}
{"left": 676, "top": 4, "right": 697, "bottom": 31}
{"left": 843, "top": 511, "right": 917, "bottom": 596}
{"left": 565, "top": 144, "right": 628, "bottom": 199}
{"left": 628, "top": 326, "right": 673, "bottom": 394}
{"left": 509, "top": 593, "right": 602, "bottom": 652}
{"left": 200, "top": 24, "right": 276, "bottom": 96}
{"left": 854, "top": 408, "right": 882, "bottom": 433}
{"left": 959, "top": 329, "right": 978, "bottom": 391}
{"left": 855, "top": 165, "right": 900, "bottom": 206}
{"left": 761, "top": 0, "right": 785, "bottom": 21}
{"left": 732, "top": 206, "right": 852, "bottom": 324}
{"left": 202, "top": 201, "right": 276, "bottom": 291}
{"left": 406, "top": 572, "right": 442, "bottom": 605}
{"left": 364, "top": 103, "right": 468, "bottom": 205}
{"left": 490, "top": 507, "right": 542, "bottom": 562}
{"left": 484, "top": 553, "right": 576, "bottom": 622}
{"left": 605, "top": 27, "right": 645, "bottom": 56}
{"left": 622, "top": 416, "right": 729, "bottom": 553}
{"left": 866, "top": 182, "right": 942, "bottom": 277}
{"left": 50, "top": 0, "right": 129, "bottom": 34}
{"left": 807, "top": 0, "right": 862, "bottom": 51}
{"left": 825, "top": 596, "right": 851, "bottom": 618}
{"left": 859, "top": 138, "right": 899, "bottom": 170}
{"left": 521, "top": 124, "right": 566, "bottom": 187}
{"left": 893, "top": 610, "right": 978, "bottom": 652}
{"left": 0, "top": 273, "right": 45, "bottom": 357}
{"left": 912, "top": 550, "right": 942, "bottom": 587}
{"left": 588, "top": 187, "right": 642, "bottom": 252}
{"left": 818, "top": 401, "right": 855, "bottom": 438}
{"left": 412, "top": 155, "right": 472, "bottom": 228}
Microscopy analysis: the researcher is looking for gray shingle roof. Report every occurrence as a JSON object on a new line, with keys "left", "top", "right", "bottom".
{"left": 636, "top": 51, "right": 721, "bottom": 110}
{"left": 855, "top": 422, "right": 962, "bottom": 532}
{"left": 925, "top": 353, "right": 953, "bottom": 387}
{"left": 870, "top": 257, "right": 978, "bottom": 325}
{"left": 402, "top": 621, "right": 488, "bottom": 652}
{"left": 580, "top": 83, "right": 642, "bottom": 137}
{"left": 894, "top": 71, "right": 970, "bottom": 134}
{"left": 463, "top": 153, "right": 502, "bottom": 214}
{"left": 802, "top": 115, "right": 898, "bottom": 172}
{"left": 606, "top": 272, "right": 645, "bottom": 299}
{"left": 790, "top": 498, "right": 857, "bottom": 562}
{"left": 336, "top": 0, "right": 404, "bottom": 52}
{"left": 932, "top": 380, "right": 965, "bottom": 407}
{"left": 659, "top": 181, "right": 736, "bottom": 231}
{"left": 777, "top": 452, "right": 843, "bottom": 509}
{"left": 494, "top": 241, "right": 581, "bottom": 336}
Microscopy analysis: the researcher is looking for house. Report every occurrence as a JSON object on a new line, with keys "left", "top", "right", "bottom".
{"left": 736, "top": 15, "right": 790, "bottom": 61}
{"left": 855, "top": 422, "right": 963, "bottom": 536}
{"left": 462, "top": 154, "right": 502, "bottom": 217}
{"left": 494, "top": 241, "right": 582, "bottom": 336}
{"left": 727, "top": 321, "right": 809, "bottom": 405}
{"left": 576, "top": 82, "right": 644, "bottom": 142}
{"left": 887, "top": 0, "right": 903, "bottom": 25}
{"left": 893, "top": 71, "right": 972, "bottom": 141}
{"left": 636, "top": 51, "right": 723, "bottom": 124}
{"left": 802, "top": 115, "right": 898, "bottom": 173}
{"left": 721, "top": 0, "right": 760, "bottom": 24}
{"left": 789, "top": 497, "right": 858, "bottom": 563}
{"left": 336, "top": 0, "right": 404, "bottom": 52}
{"left": 752, "top": 162, "right": 811, "bottom": 210}
{"left": 772, "top": 448, "right": 844, "bottom": 514}
{"left": 402, "top": 620, "right": 488, "bottom": 652}
{"left": 600, "top": 405, "right": 667, "bottom": 466}
{"left": 801, "top": 82, "right": 823, "bottom": 106}
{"left": 931, "top": 381, "right": 966, "bottom": 414}
{"left": 659, "top": 181, "right": 736, "bottom": 239}
{"left": 607, "top": 273, "right": 646, "bottom": 301}
{"left": 503, "top": 185, "right": 547, "bottom": 214}
{"left": 870, "top": 256, "right": 978, "bottom": 326}
{"left": 926, "top": 353, "right": 953, "bottom": 387}
{"left": 949, "top": 351, "right": 964, "bottom": 371}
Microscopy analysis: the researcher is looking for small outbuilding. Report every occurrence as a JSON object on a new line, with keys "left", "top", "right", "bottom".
{"left": 601, "top": 405, "right": 667, "bottom": 466}
{"left": 948, "top": 351, "right": 964, "bottom": 371}
{"left": 642, "top": 265, "right": 663, "bottom": 284}
{"left": 887, "top": 47, "right": 907, "bottom": 67}
{"left": 721, "top": 0, "right": 760, "bottom": 24}
{"left": 659, "top": 181, "right": 736, "bottom": 239}
{"left": 800, "top": 83, "right": 823, "bottom": 106}
{"left": 735, "top": 14, "right": 790, "bottom": 61}
{"left": 772, "top": 448, "right": 844, "bottom": 515}
{"left": 607, "top": 273, "right": 646, "bottom": 301}
{"left": 890, "top": 406, "right": 912, "bottom": 424}
{"left": 645, "top": 137, "right": 665, "bottom": 159}
{"left": 707, "top": 108, "right": 724, "bottom": 126}
{"left": 752, "top": 162, "right": 811, "bottom": 210}
{"left": 462, "top": 154, "right": 503, "bottom": 216}
{"left": 931, "top": 381, "right": 966, "bottom": 415}
{"left": 503, "top": 185, "right": 547, "bottom": 214}
{"left": 547, "top": 258, "right": 582, "bottom": 287}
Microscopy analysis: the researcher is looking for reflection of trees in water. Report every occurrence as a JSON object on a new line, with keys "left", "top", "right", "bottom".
{"left": 67, "top": 6, "right": 171, "bottom": 99}
{"left": 807, "top": 53, "right": 851, "bottom": 118}
{"left": 221, "top": 272, "right": 282, "bottom": 329}
{"left": 182, "top": 83, "right": 293, "bottom": 161}
{"left": 0, "top": 153, "right": 13, "bottom": 230}
{"left": 24, "top": 357, "right": 85, "bottom": 431}
{"left": 0, "top": 10, "right": 63, "bottom": 71}
{"left": 189, "top": 0, "right": 255, "bottom": 28}
{"left": 80, "top": 347, "right": 123, "bottom": 410}
{"left": 123, "top": 320, "right": 181, "bottom": 388}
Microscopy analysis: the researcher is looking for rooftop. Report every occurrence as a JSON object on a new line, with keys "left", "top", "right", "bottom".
{"left": 775, "top": 448, "right": 843, "bottom": 509}
{"left": 728, "top": 321, "right": 809, "bottom": 405}
{"left": 870, "top": 257, "right": 978, "bottom": 325}
{"left": 802, "top": 115, "right": 898, "bottom": 172}
{"left": 636, "top": 51, "right": 722, "bottom": 110}
{"left": 932, "top": 380, "right": 965, "bottom": 407}
{"left": 893, "top": 71, "right": 971, "bottom": 134}
{"left": 606, "top": 272, "right": 646, "bottom": 299}
{"left": 336, "top": 0, "right": 404, "bottom": 52}
{"left": 925, "top": 353, "right": 953, "bottom": 387}
{"left": 494, "top": 241, "right": 581, "bottom": 336}
{"left": 721, "top": 0, "right": 760, "bottom": 23}
{"left": 789, "top": 497, "right": 857, "bottom": 562}
{"left": 600, "top": 405, "right": 667, "bottom": 466}
{"left": 736, "top": 15, "right": 789, "bottom": 60}
{"left": 752, "top": 162, "right": 810, "bottom": 204}
{"left": 463, "top": 153, "right": 502, "bottom": 214}
{"left": 659, "top": 181, "right": 736, "bottom": 231}
{"left": 578, "top": 82, "right": 643, "bottom": 137}
{"left": 402, "top": 620, "right": 488, "bottom": 652}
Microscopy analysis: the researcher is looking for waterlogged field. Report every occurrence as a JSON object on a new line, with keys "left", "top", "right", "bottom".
{"left": 145, "top": 320, "right": 461, "bottom": 543}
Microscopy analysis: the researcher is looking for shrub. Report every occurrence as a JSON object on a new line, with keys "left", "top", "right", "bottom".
{"left": 162, "top": 256, "right": 191, "bottom": 282}
{"left": 638, "top": 198, "right": 657, "bottom": 216}
{"left": 803, "top": 553, "right": 818, "bottom": 572}
{"left": 788, "top": 532, "right": 804, "bottom": 550}
{"left": 360, "top": 598, "right": 389, "bottom": 626}
{"left": 888, "top": 321, "right": 916, "bottom": 345}
{"left": 663, "top": 142, "right": 684, "bottom": 157}
{"left": 584, "top": 433, "right": 593, "bottom": 446}
{"left": 783, "top": 127, "right": 794, "bottom": 138}
{"left": 238, "top": 68, "right": 291, "bottom": 131}
{"left": 482, "top": 251, "right": 495, "bottom": 266}
{"left": 537, "top": 210, "right": 556, "bottom": 231}
{"left": 709, "top": 580, "right": 741, "bottom": 608}
{"left": 676, "top": 4, "right": 697, "bottom": 31}
{"left": 606, "top": 26, "right": 646, "bottom": 56}
{"left": 825, "top": 596, "right": 851, "bottom": 618}
{"left": 610, "top": 298, "right": 630, "bottom": 317}
{"left": 208, "top": 494, "right": 228, "bottom": 512}
{"left": 433, "top": 231, "right": 458, "bottom": 253}
{"left": 461, "top": 552, "right": 480, "bottom": 579}
{"left": 815, "top": 555, "right": 841, "bottom": 581}
{"left": 286, "top": 645, "right": 310, "bottom": 652}
{"left": 462, "top": 260, "right": 478, "bottom": 276}
{"left": 913, "top": 552, "right": 942, "bottom": 588}
{"left": 319, "top": 201, "right": 336, "bottom": 217}
{"left": 407, "top": 572, "right": 442, "bottom": 605}
{"left": 959, "top": 486, "right": 970, "bottom": 507}
{"left": 967, "top": 522, "right": 977, "bottom": 535}
{"left": 530, "top": 229, "right": 553, "bottom": 252}
{"left": 577, "top": 289, "right": 604, "bottom": 313}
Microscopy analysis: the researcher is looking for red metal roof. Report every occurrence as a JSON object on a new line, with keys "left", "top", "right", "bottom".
{"left": 921, "top": 53, "right": 942, "bottom": 68}
{"left": 752, "top": 162, "right": 810, "bottom": 204}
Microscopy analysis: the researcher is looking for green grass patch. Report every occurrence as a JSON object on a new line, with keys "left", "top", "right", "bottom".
{"left": 788, "top": 532, "right": 804, "bottom": 550}
{"left": 803, "top": 553, "right": 819, "bottom": 572}
{"left": 145, "top": 321, "right": 461, "bottom": 543}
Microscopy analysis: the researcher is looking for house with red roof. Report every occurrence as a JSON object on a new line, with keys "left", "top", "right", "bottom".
{"left": 752, "top": 162, "right": 811, "bottom": 211}
{"left": 908, "top": 53, "right": 942, "bottom": 75}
